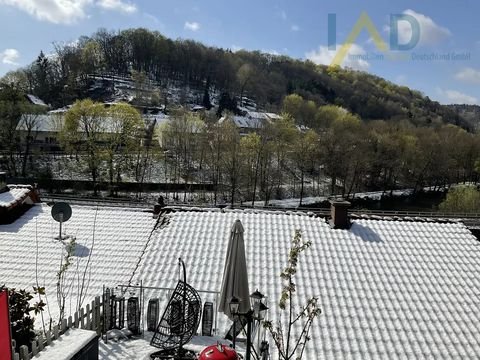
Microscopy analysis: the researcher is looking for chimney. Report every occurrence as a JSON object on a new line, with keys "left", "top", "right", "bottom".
{"left": 153, "top": 195, "right": 165, "bottom": 217}
{"left": 329, "top": 199, "right": 351, "bottom": 229}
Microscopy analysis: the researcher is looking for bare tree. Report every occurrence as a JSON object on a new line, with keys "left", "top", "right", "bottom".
{"left": 18, "top": 105, "right": 45, "bottom": 176}
{"left": 264, "top": 230, "right": 321, "bottom": 360}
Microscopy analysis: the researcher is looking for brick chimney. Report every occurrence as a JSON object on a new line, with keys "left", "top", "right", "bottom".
{"left": 329, "top": 199, "right": 351, "bottom": 229}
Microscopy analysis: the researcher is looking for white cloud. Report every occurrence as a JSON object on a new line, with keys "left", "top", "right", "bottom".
{"left": 97, "top": 0, "right": 136, "bottom": 14}
{"left": 436, "top": 88, "right": 478, "bottom": 105}
{"left": 291, "top": 25, "right": 300, "bottom": 32}
{"left": 454, "top": 67, "right": 480, "bottom": 84}
{"left": 0, "top": 0, "right": 92, "bottom": 24}
{"left": 386, "top": 9, "right": 451, "bottom": 47}
{"left": 305, "top": 44, "right": 370, "bottom": 71}
{"left": 0, "top": 0, "right": 137, "bottom": 24}
{"left": 1, "top": 48, "right": 20, "bottom": 65}
{"left": 280, "top": 10, "right": 287, "bottom": 20}
{"left": 184, "top": 21, "right": 200, "bottom": 31}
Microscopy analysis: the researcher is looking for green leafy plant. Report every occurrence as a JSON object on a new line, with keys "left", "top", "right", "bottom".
{"left": 263, "top": 230, "right": 321, "bottom": 360}
{"left": 0, "top": 285, "right": 45, "bottom": 351}
{"left": 56, "top": 237, "right": 76, "bottom": 324}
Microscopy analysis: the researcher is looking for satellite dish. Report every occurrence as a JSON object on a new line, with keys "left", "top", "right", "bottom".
{"left": 51, "top": 202, "right": 72, "bottom": 241}
{"left": 51, "top": 202, "right": 72, "bottom": 223}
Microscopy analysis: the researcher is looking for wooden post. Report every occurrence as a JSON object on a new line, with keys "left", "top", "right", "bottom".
{"left": 74, "top": 311, "right": 79, "bottom": 328}
{"left": 37, "top": 334, "right": 44, "bottom": 351}
{"left": 46, "top": 331, "right": 52, "bottom": 345}
{"left": 11, "top": 339, "right": 16, "bottom": 358}
{"left": 31, "top": 339, "right": 38, "bottom": 356}
{"left": 86, "top": 304, "right": 91, "bottom": 330}
{"left": 53, "top": 325, "right": 59, "bottom": 339}
{"left": 68, "top": 315, "right": 73, "bottom": 329}
{"left": 95, "top": 296, "right": 101, "bottom": 335}
{"left": 105, "top": 288, "right": 111, "bottom": 331}
{"left": 91, "top": 302, "right": 96, "bottom": 331}
{"left": 80, "top": 308, "right": 85, "bottom": 329}
{"left": 62, "top": 318, "right": 68, "bottom": 334}
{"left": 19, "top": 345, "right": 29, "bottom": 360}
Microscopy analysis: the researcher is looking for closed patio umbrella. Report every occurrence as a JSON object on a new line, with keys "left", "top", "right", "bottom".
{"left": 218, "top": 219, "right": 250, "bottom": 320}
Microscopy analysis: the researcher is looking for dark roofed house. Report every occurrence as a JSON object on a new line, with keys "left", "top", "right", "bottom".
{"left": 0, "top": 173, "right": 40, "bottom": 224}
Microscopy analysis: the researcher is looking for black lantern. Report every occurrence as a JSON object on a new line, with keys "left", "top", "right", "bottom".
{"left": 229, "top": 291, "right": 268, "bottom": 360}
{"left": 127, "top": 297, "right": 141, "bottom": 335}
{"left": 258, "top": 302, "right": 269, "bottom": 321}
{"left": 250, "top": 289, "right": 265, "bottom": 317}
{"left": 110, "top": 296, "right": 125, "bottom": 329}
{"left": 147, "top": 298, "right": 160, "bottom": 332}
{"left": 229, "top": 296, "right": 240, "bottom": 315}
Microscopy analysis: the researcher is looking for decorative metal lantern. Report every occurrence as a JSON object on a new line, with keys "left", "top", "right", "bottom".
{"left": 147, "top": 299, "right": 160, "bottom": 332}
{"left": 127, "top": 297, "right": 141, "bottom": 335}
{"left": 110, "top": 296, "right": 125, "bottom": 329}
{"left": 201, "top": 302, "right": 214, "bottom": 336}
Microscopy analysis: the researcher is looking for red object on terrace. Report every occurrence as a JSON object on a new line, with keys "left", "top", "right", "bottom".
{"left": 0, "top": 290, "right": 12, "bottom": 360}
{"left": 198, "top": 344, "right": 239, "bottom": 360}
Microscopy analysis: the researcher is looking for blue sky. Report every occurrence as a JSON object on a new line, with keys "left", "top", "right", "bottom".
{"left": 0, "top": 0, "right": 479, "bottom": 105}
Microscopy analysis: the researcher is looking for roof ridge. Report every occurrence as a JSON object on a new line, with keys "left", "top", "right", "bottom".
{"left": 164, "top": 205, "right": 465, "bottom": 225}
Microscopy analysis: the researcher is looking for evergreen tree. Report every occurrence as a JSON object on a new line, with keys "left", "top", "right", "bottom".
{"left": 34, "top": 51, "right": 51, "bottom": 104}
{"left": 202, "top": 76, "right": 212, "bottom": 110}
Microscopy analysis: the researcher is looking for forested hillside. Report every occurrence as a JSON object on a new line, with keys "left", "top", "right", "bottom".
{"left": 447, "top": 104, "right": 480, "bottom": 130}
{"left": 0, "top": 27, "right": 469, "bottom": 128}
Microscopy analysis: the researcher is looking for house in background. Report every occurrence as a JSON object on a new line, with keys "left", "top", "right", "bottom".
{"left": 0, "top": 173, "right": 40, "bottom": 224}
{"left": 218, "top": 111, "right": 282, "bottom": 136}
{"left": 16, "top": 114, "right": 63, "bottom": 152}
{"left": 16, "top": 111, "right": 162, "bottom": 152}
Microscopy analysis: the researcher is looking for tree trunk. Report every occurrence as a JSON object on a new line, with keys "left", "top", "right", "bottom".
{"left": 299, "top": 170, "right": 305, "bottom": 207}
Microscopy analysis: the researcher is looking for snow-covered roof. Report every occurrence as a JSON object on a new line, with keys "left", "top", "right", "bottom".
{"left": 17, "top": 114, "right": 150, "bottom": 133}
{"left": 219, "top": 115, "right": 266, "bottom": 129}
{"left": 0, "top": 185, "right": 34, "bottom": 209}
{"left": 16, "top": 114, "right": 63, "bottom": 133}
{"left": 265, "top": 112, "right": 282, "bottom": 120}
{"left": 144, "top": 113, "right": 170, "bottom": 127}
{"left": 132, "top": 208, "right": 480, "bottom": 359}
{"left": 0, "top": 204, "right": 157, "bottom": 322}
{"left": 35, "top": 328, "right": 97, "bottom": 360}
{"left": 245, "top": 111, "right": 269, "bottom": 120}
{"left": 26, "top": 94, "right": 48, "bottom": 107}
{"left": 1, "top": 205, "right": 480, "bottom": 359}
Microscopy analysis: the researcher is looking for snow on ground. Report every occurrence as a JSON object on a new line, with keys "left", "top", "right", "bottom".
{"left": 99, "top": 333, "right": 234, "bottom": 360}
{"left": 33, "top": 154, "right": 169, "bottom": 183}
{"left": 267, "top": 187, "right": 441, "bottom": 208}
